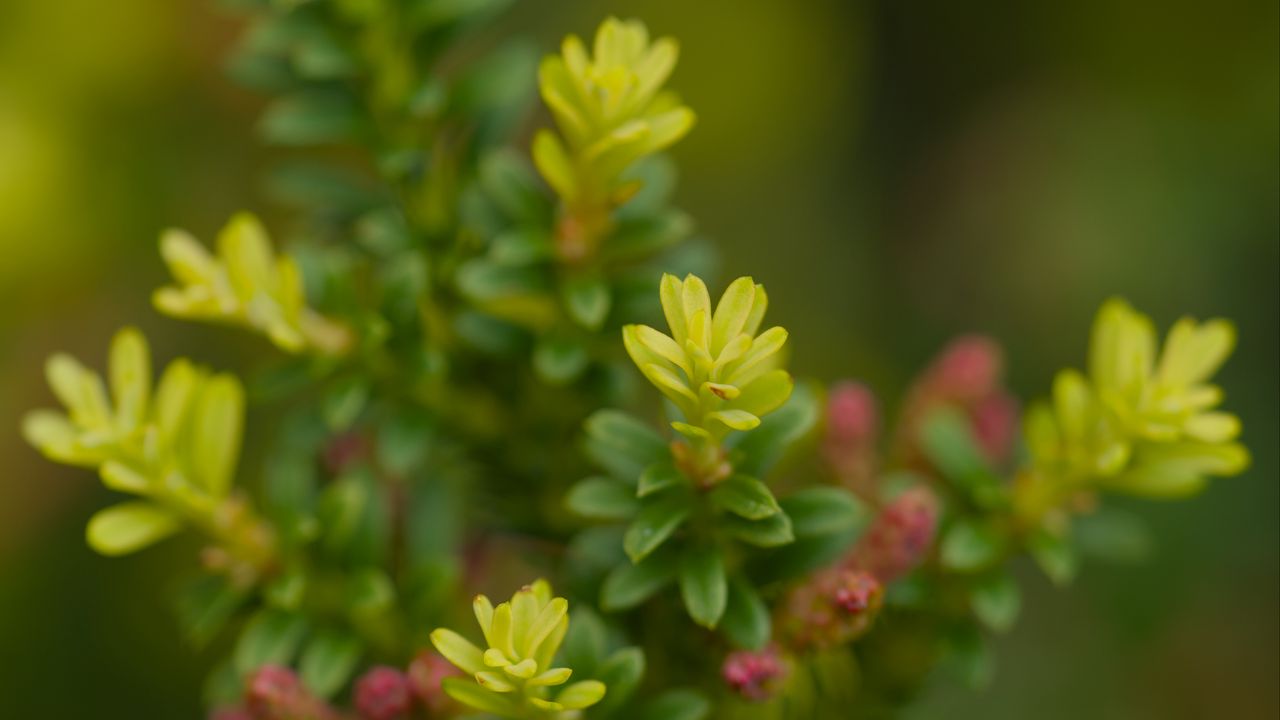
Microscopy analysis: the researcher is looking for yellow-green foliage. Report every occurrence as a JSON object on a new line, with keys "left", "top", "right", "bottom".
{"left": 431, "top": 580, "right": 606, "bottom": 719}
{"left": 154, "top": 212, "right": 349, "bottom": 354}
{"left": 1020, "top": 298, "right": 1248, "bottom": 515}
{"left": 22, "top": 328, "right": 246, "bottom": 555}
{"left": 534, "top": 17, "right": 694, "bottom": 216}
{"left": 624, "top": 274, "right": 792, "bottom": 442}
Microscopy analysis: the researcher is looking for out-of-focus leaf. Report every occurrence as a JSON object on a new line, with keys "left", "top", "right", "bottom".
{"left": 260, "top": 91, "right": 362, "bottom": 146}
{"left": 944, "top": 623, "right": 994, "bottom": 689}
{"left": 1075, "top": 507, "right": 1152, "bottom": 564}
{"left": 533, "top": 336, "right": 589, "bottom": 385}
{"left": 709, "top": 475, "right": 780, "bottom": 520}
{"left": 233, "top": 608, "right": 308, "bottom": 674}
{"left": 175, "top": 574, "right": 248, "bottom": 649}
{"left": 322, "top": 376, "right": 369, "bottom": 431}
{"left": 566, "top": 477, "right": 639, "bottom": 521}
{"left": 732, "top": 383, "right": 819, "bottom": 476}
{"left": 86, "top": 502, "right": 182, "bottom": 556}
{"left": 299, "top": 628, "right": 362, "bottom": 699}
{"left": 780, "top": 486, "right": 867, "bottom": 537}
{"left": 722, "top": 510, "right": 794, "bottom": 548}
{"left": 638, "top": 689, "right": 711, "bottom": 720}
{"left": 940, "top": 519, "right": 1004, "bottom": 572}
{"left": 971, "top": 571, "right": 1021, "bottom": 633}
{"left": 561, "top": 606, "right": 607, "bottom": 676}
{"left": 583, "top": 410, "right": 669, "bottom": 482}
{"left": 1028, "top": 526, "right": 1077, "bottom": 586}
{"left": 624, "top": 495, "right": 691, "bottom": 562}
{"left": 721, "top": 577, "right": 770, "bottom": 650}
{"left": 920, "top": 407, "right": 1005, "bottom": 507}
{"left": 679, "top": 544, "right": 727, "bottom": 628}
{"left": 563, "top": 274, "right": 611, "bottom": 330}
{"left": 601, "top": 549, "right": 679, "bottom": 611}
{"left": 594, "top": 647, "right": 645, "bottom": 714}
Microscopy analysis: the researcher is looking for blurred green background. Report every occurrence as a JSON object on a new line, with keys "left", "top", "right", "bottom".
{"left": 0, "top": 0, "right": 1275, "bottom": 717}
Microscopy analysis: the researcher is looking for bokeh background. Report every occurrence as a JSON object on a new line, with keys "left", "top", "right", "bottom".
{"left": 1, "top": 0, "right": 1275, "bottom": 717}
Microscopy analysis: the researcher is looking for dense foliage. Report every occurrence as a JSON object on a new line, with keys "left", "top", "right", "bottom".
{"left": 20, "top": 4, "right": 1248, "bottom": 719}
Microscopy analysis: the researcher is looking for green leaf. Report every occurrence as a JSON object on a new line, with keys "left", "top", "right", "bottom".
{"left": 456, "top": 259, "right": 548, "bottom": 301}
{"left": 594, "top": 647, "right": 645, "bottom": 714}
{"left": 721, "top": 577, "right": 770, "bottom": 650}
{"left": 560, "top": 607, "right": 606, "bottom": 675}
{"left": 233, "top": 608, "right": 309, "bottom": 674}
{"left": 601, "top": 549, "right": 679, "bottom": 611}
{"left": 174, "top": 574, "right": 248, "bottom": 649}
{"left": 1075, "top": 507, "right": 1151, "bottom": 564}
{"left": 940, "top": 519, "right": 1004, "bottom": 572}
{"left": 347, "top": 567, "right": 396, "bottom": 618}
{"left": 491, "top": 228, "right": 552, "bottom": 265}
{"left": 723, "top": 510, "right": 795, "bottom": 548}
{"left": 265, "top": 568, "right": 306, "bottom": 610}
{"left": 478, "top": 150, "right": 544, "bottom": 222}
{"left": 971, "top": 572, "right": 1021, "bottom": 633}
{"left": 583, "top": 410, "right": 669, "bottom": 482}
{"left": 299, "top": 628, "right": 362, "bottom": 699}
{"left": 944, "top": 623, "right": 994, "bottom": 689}
{"left": 603, "top": 211, "right": 692, "bottom": 261}
{"left": 779, "top": 486, "right": 868, "bottom": 537}
{"left": 1029, "top": 526, "right": 1077, "bottom": 586}
{"left": 638, "top": 689, "right": 711, "bottom": 720}
{"left": 732, "top": 382, "right": 819, "bottom": 476}
{"left": 638, "top": 462, "right": 686, "bottom": 497}
{"left": 679, "top": 544, "right": 728, "bottom": 628}
{"left": 749, "top": 529, "right": 861, "bottom": 586}
{"left": 566, "top": 477, "right": 639, "bottom": 521}
{"left": 920, "top": 407, "right": 1004, "bottom": 506}
{"left": 624, "top": 496, "right": 691, "bottom": 562}
{"left": 86, "top": 502, "right": 183, "bottom": 556}
{"left": 709, "top": 475, "right": 780, "bottom": 520}
{"left": 533, "top": 336, "right": 589, "bottom": 385}
{"left": 441, "top": 677, "right": 522, "bottom": 717}
{"left": 260, "top": 91, "right": 361, "bottom": 146}
{"left": 563, "top": 274, "right": 611, "bottom": 330}
{"left": 322, "top": 376, "right": 369, "bottom": 431}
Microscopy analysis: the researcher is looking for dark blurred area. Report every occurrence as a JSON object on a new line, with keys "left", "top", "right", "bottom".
{"left": 0, "top": 0, "right": 1275, "bottom": 717}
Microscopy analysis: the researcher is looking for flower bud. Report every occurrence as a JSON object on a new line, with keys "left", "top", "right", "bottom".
{"left": 929, "top": 335, "right": 1003, "bottom": 401}
{"left": 407, "top": 651, "right": 459, "bottom": 715}
{"left": 778, "top": 568, "right": 883, "bottom": 650}
{"left": 895, "top": 335, "right": 1019, "bottom": 470}
{"left": 971, "top": 391, "right": 1019, "bottom": 466}
{"left": 354, "top": 666, "right": 412, "bottom": 720}
{"left": 850, "top": 486, "right": 940, "bottom": 584}
{"left": 722, "top": 647, "right": 787, "bottom": 702}
{"left": 822, "top": 382, "right": 880, "bottom": 497}
{"left": 209, "top": 708, "right": 252, "bottom": 720}
{"left": 245, "top": 666, "right": 336, "bottom": 720}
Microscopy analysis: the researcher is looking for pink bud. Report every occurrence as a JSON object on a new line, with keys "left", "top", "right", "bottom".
{"left": 778, "top": 568, "right": 884, "bottom": 650}
{"left": 244, "top": 666, "right": 337, "bottom": 720}
{"left": 832, "top": 572, "right": 880, "bottom": 615}
{"left": 246, "top": 666, "right": 301, "bottom": 718}
{"left": 850, "top": 486, "right": 940, "bottom": 584}
{"left": 823, "top": 382, "right": 880, "bottom": 496}
{"left": 928, "top": 335, "right": 1003, "bottom": 401}
{"left": 407, "top": 651, "right": 459, "bottom": 714}
{"left": 354, "top": 666, "right": 411, "bottom": 720}
{"left": 971, "top": 391, "right": 1019, "bottom": 466}
{"left": 826, "top": 382, "right": 879, "bottom": 444}
{"left": 722, "top": 647, "right": 786, "bottom": 702}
